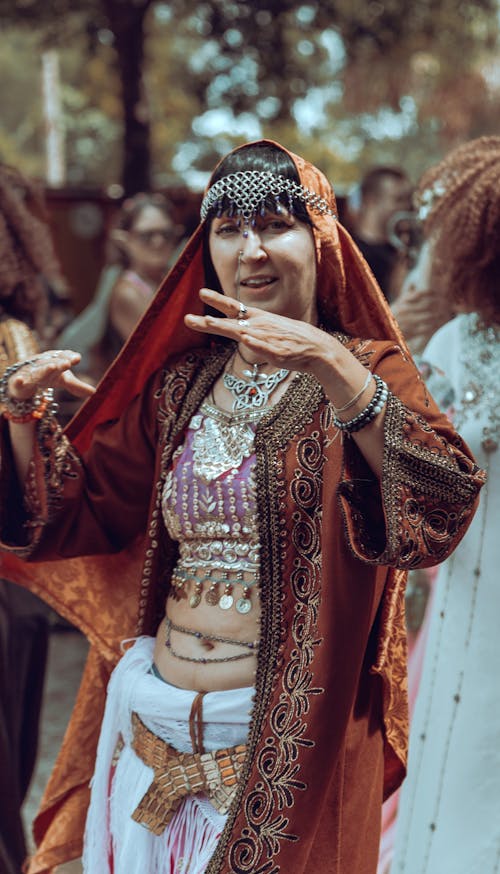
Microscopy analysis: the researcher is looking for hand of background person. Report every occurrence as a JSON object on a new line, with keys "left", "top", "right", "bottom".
{"left": 185, "top": 288, "right": 334, "bottom": 378}
{"left": 391, "top": 283, "right": 450, "bottom": 355}
{"left": 392, "top": 282, "right": 438, "bottom": 333}
{"left": 7, "top": 351, "right": 96, "bottom": 401}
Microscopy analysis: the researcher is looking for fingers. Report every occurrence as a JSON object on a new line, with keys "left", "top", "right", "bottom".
{"left": 8, "top": 350, "right": 82, "bottom": 400}
{"left": 185, "top": 289, "right": 252, "bottom": 340}
{"left": 199, "top": 288, "right": 243, "bottom": 319}
{"left": 60, "top": 371, "right": 96, "bottom": 398}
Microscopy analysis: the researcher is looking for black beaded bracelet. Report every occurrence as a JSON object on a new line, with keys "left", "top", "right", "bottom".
{"left": 333, "top": 374, "right": 389, "bottom": 434}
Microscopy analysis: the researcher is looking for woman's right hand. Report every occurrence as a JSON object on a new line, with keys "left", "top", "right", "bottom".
{"left": 7, "top": 350, "right": 96, "bottom": 401}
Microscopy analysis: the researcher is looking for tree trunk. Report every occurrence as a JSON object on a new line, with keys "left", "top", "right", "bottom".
{"left": 104, "top": 0, "right": 153, "bottom": 195}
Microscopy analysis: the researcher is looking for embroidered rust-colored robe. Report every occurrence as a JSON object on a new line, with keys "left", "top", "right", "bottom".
{"left": 0, "top": 336, "right": 483, "bottom": 874}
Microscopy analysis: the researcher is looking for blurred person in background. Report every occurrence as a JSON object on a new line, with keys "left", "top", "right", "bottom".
{"left": 387, "top": 136, "right": 500, "bottom": 874}
{"left": 348, "top": 166, "right": 413, "bottom": 302}
{"left": 0, "top": 162, "right": 67, "bottom": 874}
{"left": 58, "top": 192, "right": 182, "bottom": 384}
{"left": 390, "top": 237, "right": 453, "bottom": 357}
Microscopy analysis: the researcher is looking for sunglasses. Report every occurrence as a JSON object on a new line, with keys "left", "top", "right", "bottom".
{"left": 131, "top": 228, "right": 176, "bottom": 245}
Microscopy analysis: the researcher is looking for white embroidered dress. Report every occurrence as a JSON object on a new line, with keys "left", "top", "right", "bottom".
{"left": 391, "top": 313, "right": 500, "bottom": 874}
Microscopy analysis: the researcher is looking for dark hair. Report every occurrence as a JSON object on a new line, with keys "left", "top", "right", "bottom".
{"left": 107, "top": 192, "right": 174, "bottom": 268}
{"left": 360, "top": 166, "right": 409, "bottom": 200}
{"left": 203, "top": 143, "right": 311, "bottom": 293}
{"left": 0, "top": 163, "right": 63, "bottom": 332}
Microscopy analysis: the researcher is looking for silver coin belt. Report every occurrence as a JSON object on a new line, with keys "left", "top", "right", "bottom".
{"left": 170, "top": 565, "right": 259, "bottom": 616}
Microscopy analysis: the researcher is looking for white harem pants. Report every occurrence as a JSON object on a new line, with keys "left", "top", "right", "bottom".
{"left": 83, "top": 636, "right": 253, "bottom": 874}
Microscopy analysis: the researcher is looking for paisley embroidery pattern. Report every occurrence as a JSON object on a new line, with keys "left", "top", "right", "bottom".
{"left": 379, "top": 394, "right": 482, "bottom": 569}
{"left": 19, "top": 413, "right": 81, "bottom": 557}
{"left": 137, "top": 346, "right": 233, "bottom": 634}
{"left": 209, "top": 376, "right": 326, "bottom": 874}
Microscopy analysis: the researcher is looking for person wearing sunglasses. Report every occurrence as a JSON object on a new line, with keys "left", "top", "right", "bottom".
{"left": 58, "top": 192, "right": 182, "bottom": 384}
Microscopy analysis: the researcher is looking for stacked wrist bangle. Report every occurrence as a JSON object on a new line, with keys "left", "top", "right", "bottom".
{"left": 333, "top": 370, "right": 372, "bottom": 414}
{"left": 333, "top": 373, "right": 389, "bottom": 434}
{"left": 0, "top": 360, "right": 58, "bottom": 425}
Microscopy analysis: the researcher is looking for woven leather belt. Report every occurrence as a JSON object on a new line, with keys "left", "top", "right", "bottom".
{"left": 130, "top": 712, "right": 247, "bottom": 834}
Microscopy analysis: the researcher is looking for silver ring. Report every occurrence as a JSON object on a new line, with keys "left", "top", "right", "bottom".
{"left": 237, "top": 303, "right": 248, "bottom": 320}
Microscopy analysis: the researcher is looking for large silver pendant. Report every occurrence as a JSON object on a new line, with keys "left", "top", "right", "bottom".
{"left": 192, "top": 414, "right": 256, "bottom": 481}
{"left": 223, "top": 365, "right": 289, "bottom": 411}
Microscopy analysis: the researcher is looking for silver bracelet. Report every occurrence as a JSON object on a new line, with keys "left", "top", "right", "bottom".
{"left": 332, "top": 370, "right": 372, "bottom": 414}
{"left": 333, "top": 374, "right": 389, "bottom": 433}
{"left": 0, "top": 359, "right": 41, "bottom": 416}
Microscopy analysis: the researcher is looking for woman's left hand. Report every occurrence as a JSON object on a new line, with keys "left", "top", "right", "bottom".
{"left": 185, "top": 288, "right": 334, "bottom": 377}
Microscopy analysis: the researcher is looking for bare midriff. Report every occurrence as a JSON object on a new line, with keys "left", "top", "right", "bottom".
{"left": 153, "top": 396, "right": 263, "bottom": 692}
{"left": 153, "top": 586, "right": 260, "bottom": 692}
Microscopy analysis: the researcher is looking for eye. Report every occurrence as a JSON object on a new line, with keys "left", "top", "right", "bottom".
{"left": 262, "top": 217, "right": 293, "bottom": 233}
{"left": 214, "top": 222, "right": 239, "bottom": 236}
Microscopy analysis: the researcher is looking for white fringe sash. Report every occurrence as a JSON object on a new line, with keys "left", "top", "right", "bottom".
{"left": 83, "top": 636, "right": 253, "bottom": 874}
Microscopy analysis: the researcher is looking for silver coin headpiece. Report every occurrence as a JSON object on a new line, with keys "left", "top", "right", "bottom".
{"left": 200, "top": 170, "right": 337, "bottom": 223}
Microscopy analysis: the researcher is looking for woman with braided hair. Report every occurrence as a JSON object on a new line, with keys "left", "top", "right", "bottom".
{"left": 0, "top": 162, "right": 68, "bottom": 874}
{"left": 0, "top": 141, "right": 484, "bottom": 874}
{"left": 389, "top": 136, "right": 500, "bottom": 874}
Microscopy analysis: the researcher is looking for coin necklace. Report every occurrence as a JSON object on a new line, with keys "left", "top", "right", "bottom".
{"left": 223, "top": 349, "right": 289, "bottom": 412}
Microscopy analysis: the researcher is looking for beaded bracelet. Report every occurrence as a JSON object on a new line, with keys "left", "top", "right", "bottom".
{"left": 2, "top": 389, "right": 55, "bottom": 424}
{"left": 0, "top": 360, "right": 57, "bottom": 423}
{"left": 0, "top": 359, "right": 40, "bottom": 416}
{"left": 333, "top": 373, "right": 389, "bottom": 434}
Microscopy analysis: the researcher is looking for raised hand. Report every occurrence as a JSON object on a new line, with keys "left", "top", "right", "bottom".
{"left": 7, "top": 350, "right": 95, "bottom": 401}
{"left": 185, "top": 288, "right": 333, "bottom": 377}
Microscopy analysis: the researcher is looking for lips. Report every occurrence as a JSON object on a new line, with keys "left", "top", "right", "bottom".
{"left": 240, "top": 276, "right": 277, "bottom": 288}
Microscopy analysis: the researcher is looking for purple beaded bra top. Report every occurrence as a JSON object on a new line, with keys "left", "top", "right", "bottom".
{"left": 161, "top": 400, "right": 263, "bottom": 615}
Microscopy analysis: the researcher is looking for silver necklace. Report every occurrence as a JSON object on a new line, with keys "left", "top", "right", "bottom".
{"left": 191, "top": 401, "right": 263, "bottom": 481}
{"left": 223, "top": 352, "right": 289, "bottom": 411}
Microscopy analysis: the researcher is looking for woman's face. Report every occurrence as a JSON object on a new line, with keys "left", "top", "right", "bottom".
{"left": 208, "top": 208, "right": 318, "bottom": 324}
{"left": 117, "top": 204, "right": 176, "bottom": 279}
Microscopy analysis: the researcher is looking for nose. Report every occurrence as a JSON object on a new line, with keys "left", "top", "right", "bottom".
{"left": 240, "top": 226, "right": 267, "bottom": 260}
{"left": 152, "top": 231, "right": 172, "bottom": 247}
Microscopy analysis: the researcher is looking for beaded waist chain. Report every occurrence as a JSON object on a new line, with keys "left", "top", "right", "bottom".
{"left": 131, "top": 712, "right": 247, "bottom": 834}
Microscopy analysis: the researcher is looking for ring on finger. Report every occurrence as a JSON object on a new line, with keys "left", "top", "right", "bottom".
{"left": 237, "top": 303, "right": 248, "bottom": 326}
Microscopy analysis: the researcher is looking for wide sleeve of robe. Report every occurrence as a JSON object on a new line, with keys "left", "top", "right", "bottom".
{"left": 0, "top": 368, "right": 164, "bottom": 561}
{"left": 337, "top": 338, "right": 484, "bottom": 570}
{"left": 332, "top": 338, "right": 485, "bottom": 800}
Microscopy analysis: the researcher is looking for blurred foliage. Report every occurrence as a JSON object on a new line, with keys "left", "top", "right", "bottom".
{"left": 0, "top": 0, "right": 499, "bottom": 191}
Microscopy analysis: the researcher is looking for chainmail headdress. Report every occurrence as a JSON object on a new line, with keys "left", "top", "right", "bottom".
{"left": 200, "top": 170, "right": 337, "bottom": 223}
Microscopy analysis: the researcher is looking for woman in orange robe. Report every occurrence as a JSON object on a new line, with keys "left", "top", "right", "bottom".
{"left": 0, "top": 141, "right": 484, "bottom": 874}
